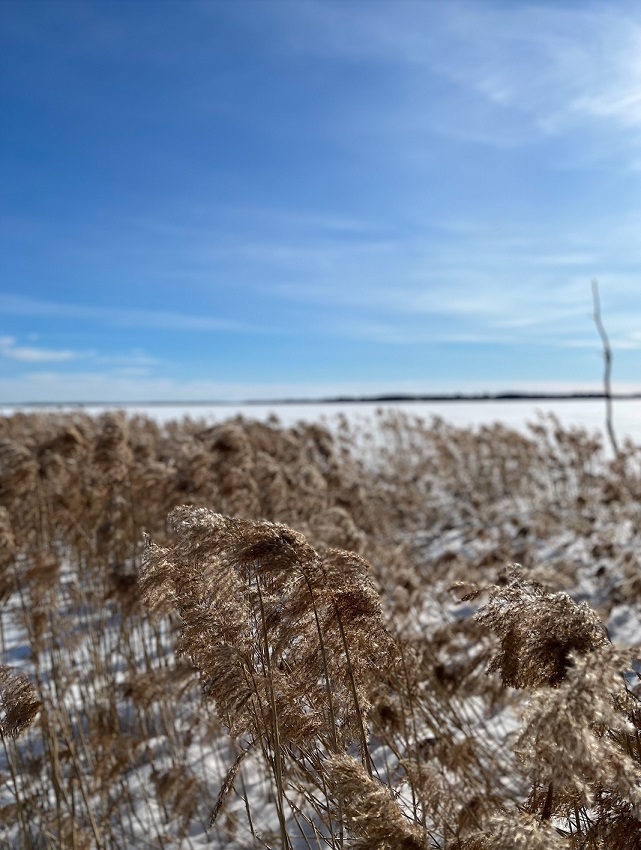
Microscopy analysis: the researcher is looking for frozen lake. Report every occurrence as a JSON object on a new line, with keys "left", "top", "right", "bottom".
{"left": 4, "top": 398, "right": 641, "bottom": 447}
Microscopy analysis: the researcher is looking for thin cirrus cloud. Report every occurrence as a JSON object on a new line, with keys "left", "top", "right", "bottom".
{"left": 433, "top": 6, "right": 641, "bottom": 144}
{"left": 250, "top": 0, "right": 641, "bottom": 188}
{"left": 0, "top": 295, "right": 259, "bottom": 335}
{"left": 0, "top": 335, "right": 161, "bottom": 370}
{"left": 0, "top": 336, "right": 83, "bottom": 363}
{"left": 287, "top": 1, "right": 641, "bottom": 153}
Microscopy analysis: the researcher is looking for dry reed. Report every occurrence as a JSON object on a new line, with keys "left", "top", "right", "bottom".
{"left": 0, "top": 408, "right": 639, "bottom": 847}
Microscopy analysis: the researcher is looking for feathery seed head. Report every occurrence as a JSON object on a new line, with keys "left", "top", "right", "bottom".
{"left": 325, "top": 753, "right": 426, "bottom": 850}
{"left": 0, "top": 667, "right": 40, "bottom": 738}
{"left": 475, "top": 570, "right": 609, "bottom": 688}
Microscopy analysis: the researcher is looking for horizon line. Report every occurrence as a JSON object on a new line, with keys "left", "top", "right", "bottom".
{"left": 2, "top": 390, "right": 640, "bottom": 408}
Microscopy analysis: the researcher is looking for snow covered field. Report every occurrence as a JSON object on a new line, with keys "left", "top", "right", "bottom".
{"left": 2, "top": 403, "right": 641, "bottom": 847}
{"left": 5, "top": 397, "right": 641, "bottom": 445}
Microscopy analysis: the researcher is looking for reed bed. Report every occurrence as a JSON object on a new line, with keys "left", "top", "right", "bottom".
{"left": 0, "top": 408, "right": 641, "bottom": 847}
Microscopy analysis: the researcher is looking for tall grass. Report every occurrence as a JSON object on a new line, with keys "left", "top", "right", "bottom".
{"left": 1, "top": 409, "right": 641, "bottom": 847}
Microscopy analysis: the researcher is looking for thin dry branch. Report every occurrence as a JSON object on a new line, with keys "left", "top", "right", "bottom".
{"left": 592, "top": 279, "right": 619, "bottom": 457}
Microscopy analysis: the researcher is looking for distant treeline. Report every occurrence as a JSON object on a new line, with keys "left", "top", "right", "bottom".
{"left": 4, "top": 391, "right": 641, "bottom": 408}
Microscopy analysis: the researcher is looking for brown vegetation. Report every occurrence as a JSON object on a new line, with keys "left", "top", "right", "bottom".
{"left": 0, "top": 408, "right": 641, "bottom": 847}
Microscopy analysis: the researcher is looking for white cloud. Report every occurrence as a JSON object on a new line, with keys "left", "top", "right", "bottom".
{"left": 432, "top": 5, "right": 641, "bottom": 137}
{"left": 0, "top": 336, "right": 83, "bottom": 363}
{"left": 0, "top": 336, "right": 163, "bottom": 374}
{"left": 282, "top": 2, "right": 641, "bottom": 157}
{"left": 0, "top": 296, "right": 262, "bottom": 334}
{"left": 94, "top": 349, "right": 159, "bottom": 368}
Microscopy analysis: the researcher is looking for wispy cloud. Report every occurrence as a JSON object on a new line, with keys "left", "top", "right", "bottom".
{"left": 280, "top": 1, "right": 641, "bottom": 158}
{"left": 430, "top": 5, "right": 641, "bottom": 142}
{"left": 94, "top": 349, "right": 159, "bottom": 368}
{"left": 3, "top": 215, "right": 636, "bottom": 356}
{"left": 0, "top": 334, "right": 162, "bottom": 373}
{"left": 0, "top": 295, "right": 260, "bottom": 334}
{"left": 0, "top": 336, "right": 84, "bottom": 363}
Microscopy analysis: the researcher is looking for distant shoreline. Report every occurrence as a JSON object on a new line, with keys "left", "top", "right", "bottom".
{"left": 3, "top": 392, "right": 641, "bottom": 408}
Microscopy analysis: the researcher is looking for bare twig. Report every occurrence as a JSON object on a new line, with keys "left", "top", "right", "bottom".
{"left": 592, "top": 280, "right": 619, "bottom": 457}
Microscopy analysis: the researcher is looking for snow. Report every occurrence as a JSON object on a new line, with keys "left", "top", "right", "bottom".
{"left": 2, "top": 397, "right": 641, "bottom": 846}
{"left": 5, "top": 397, "right": 639, "bottom": 445}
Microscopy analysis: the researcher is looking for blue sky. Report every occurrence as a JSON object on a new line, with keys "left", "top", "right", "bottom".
{"left": 2, "top": 0, "right": 641, "bottom": 402}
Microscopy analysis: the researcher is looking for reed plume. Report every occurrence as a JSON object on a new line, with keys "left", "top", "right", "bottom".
{"left": 2, "top": 406, "right": 640, "bottom": 847}
{"left": 325, "top": 753, "right": 425, "bottom": 849}
{"left": 474, "top": 570, "right": 609, "bottom": 688}
{"left": 0, "top": 666, "right": 40, "bottom": 738}
{"left": 142, "top": 507, "right": 394, "bottom": 749}
{"left": 516, "top": 645, "right": 641, "bottom": 811}
{"left": 457, "top": 812, "right": 566, "bottom": 849}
